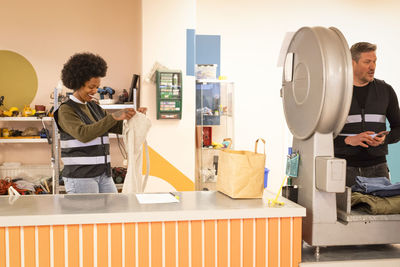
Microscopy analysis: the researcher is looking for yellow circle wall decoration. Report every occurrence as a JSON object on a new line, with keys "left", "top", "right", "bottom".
{"left": 0, "top": 50, "right": 38, "bottom": 111}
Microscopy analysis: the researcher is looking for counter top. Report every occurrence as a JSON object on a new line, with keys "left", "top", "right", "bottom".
{"left": 0, "top": 191, "right": 305, "bottom": 227}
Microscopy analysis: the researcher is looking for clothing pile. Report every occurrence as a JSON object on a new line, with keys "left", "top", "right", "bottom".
{"left": 0, "top": 178, "right": 51, "bottom": 195}
{"left": 351, "top": 176, "right": 400, "bottom": 215}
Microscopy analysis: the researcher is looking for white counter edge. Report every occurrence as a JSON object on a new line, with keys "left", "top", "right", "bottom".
{"left": 0, "top": 191, "right": 306, "bottom": 227}
{"left": 0, "top": 207, "right": 305, "bottom": 227}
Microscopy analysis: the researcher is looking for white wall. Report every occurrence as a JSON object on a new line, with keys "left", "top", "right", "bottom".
{"left": 196, "top": 0, "right": 400, "bottom": 193}
{"left": 141, "top": 0, "right": 196, "bottom": 184}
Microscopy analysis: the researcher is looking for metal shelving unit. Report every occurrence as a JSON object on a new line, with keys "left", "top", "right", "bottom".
{"left": 10, "top": 89, "right": 136, "bottom": 194}
{"left": 0, "top": 116, "right": 60, "bottom": 194}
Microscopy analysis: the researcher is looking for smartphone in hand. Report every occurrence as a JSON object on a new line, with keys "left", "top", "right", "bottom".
{"left": 376, "top": 131, "right": 389, "bottom": 138}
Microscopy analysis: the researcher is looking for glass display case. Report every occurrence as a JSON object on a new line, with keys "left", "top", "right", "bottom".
{"left": 195, "top": 79, "right": 234, "bottom": 190}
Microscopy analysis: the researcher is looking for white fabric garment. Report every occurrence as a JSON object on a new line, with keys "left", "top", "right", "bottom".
{"left": 122, "top": 112, "right": 152, "bottom": 193}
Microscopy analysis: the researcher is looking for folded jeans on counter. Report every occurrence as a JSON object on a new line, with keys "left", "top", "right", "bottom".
{"left": 352, "top": 176, "right": 400, "bottom": 194}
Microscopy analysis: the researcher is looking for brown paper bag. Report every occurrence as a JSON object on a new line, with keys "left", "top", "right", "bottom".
{"left": 216, "top": 139, "right": 266, "bottom": 198}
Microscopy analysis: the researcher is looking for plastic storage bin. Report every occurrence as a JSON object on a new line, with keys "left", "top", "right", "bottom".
{"left": 0, "top": 164, "right": 52, "bottom": 182}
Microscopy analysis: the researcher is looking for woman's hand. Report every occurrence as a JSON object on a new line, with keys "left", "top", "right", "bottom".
{"left": 112, "top": 108, "right": 136, "bottom": 121}
{"left": 138, "top": 107, "right": 147, "bottom": 114}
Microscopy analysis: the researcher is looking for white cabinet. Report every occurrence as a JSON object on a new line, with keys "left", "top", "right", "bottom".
{"left": 0, "top": 117, "right": 60, "bottom": 193}
{"left": 195, "top": 80, "right": 234, "bottom": 191}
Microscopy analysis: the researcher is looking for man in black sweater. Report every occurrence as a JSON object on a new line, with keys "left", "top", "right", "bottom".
{"left": 334, "top": 42, "right": 400, "bottom": 186}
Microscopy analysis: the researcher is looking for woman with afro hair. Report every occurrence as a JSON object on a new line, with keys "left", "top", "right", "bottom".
{"left": 54, "top": 52, "right": 147, "bottom": 194}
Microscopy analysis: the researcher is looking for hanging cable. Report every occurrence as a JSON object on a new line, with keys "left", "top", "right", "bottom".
{"left": 116, "top": 134, "right": 127, "bottom": 160}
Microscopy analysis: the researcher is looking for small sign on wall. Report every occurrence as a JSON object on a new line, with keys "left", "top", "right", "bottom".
{"left": 156, "top": 70, "right": 182, "bottom": 119}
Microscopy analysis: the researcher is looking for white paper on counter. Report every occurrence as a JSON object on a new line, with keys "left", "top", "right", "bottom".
{"left": 135, "top": 193, "right": 179, "bottom": 204}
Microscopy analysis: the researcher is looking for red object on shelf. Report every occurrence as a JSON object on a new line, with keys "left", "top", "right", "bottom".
{"left": 35, "top": 105, "right": 46, "bottom": 112}
{"left": 203, "top": 127, "right": 212, "bottom": 147}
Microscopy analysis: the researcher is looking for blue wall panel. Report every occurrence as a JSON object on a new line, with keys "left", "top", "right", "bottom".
{"left": 186, "top": 29, "right": 196, "bottom": 76}
{"left": 195, "top": 35, "right": 221, "bottom": 78}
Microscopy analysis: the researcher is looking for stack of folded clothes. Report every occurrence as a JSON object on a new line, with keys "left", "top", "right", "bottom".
{"left": 351, "top": 176, "right": 400, "bottom": 215}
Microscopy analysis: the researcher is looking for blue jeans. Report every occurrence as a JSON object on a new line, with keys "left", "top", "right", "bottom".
{"left": 352, "top": 176, "right": 400, "bottom": 192}
{"left": 346, "top": 162, "right": 390, "bottom": 187}
{"left": 63, "top": 172, "right": 118, "bottom": 194}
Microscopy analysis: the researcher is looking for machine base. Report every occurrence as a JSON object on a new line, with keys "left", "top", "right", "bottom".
{"left": 301, "top": 243, "right": 400, "bottom": 266}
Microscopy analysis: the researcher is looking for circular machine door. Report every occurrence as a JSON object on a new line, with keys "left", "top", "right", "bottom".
{"left": 282, "top": 27, "right": 353, "bottom": 140}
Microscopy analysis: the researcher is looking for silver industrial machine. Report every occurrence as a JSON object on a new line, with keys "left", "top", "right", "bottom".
{"left": 281, "top": 26, "right": 400, "bottom": 247}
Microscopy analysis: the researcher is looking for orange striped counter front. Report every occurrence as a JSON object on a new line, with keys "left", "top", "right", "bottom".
{"left": 0, "top": 191, "right": 305, "bottom": 267}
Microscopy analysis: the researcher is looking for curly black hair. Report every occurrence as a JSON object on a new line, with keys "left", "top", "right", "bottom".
{"left": 61, "top": 52, "right": 107, "bottom": 90}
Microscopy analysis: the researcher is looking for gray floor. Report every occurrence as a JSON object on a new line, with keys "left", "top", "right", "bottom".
{"left": 302, "top": 242, "right": 400, "bottom": 266}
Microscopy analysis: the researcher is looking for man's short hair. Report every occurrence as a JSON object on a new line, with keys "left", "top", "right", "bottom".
{"left": 350, "top": 42, "right": 377, "bottom": 62}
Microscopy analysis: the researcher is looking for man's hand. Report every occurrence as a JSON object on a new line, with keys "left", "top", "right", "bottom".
{"left": 112, "top": 108, "right": 136, "bottom": 121}
{"left": 371, "top": 130, "right": 388, "bottom": 146}
{"left": 344, "top": 131, "right": 375, "bottom": 148}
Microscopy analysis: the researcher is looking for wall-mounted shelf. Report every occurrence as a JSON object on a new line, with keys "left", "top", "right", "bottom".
{"left": 0, "top": 138, "right": 49, "bottom": 143}
{"left": 0, "top": 117, "right": 53, "bottom": 121}
{"left": 99, "top": 104, "right": 135, "bottom": 110}
{"left": 196, "top": 79, "right": 233, "bottom": 84}
{"left": 0, "top": 116, "right": 54, "bottom": 142}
